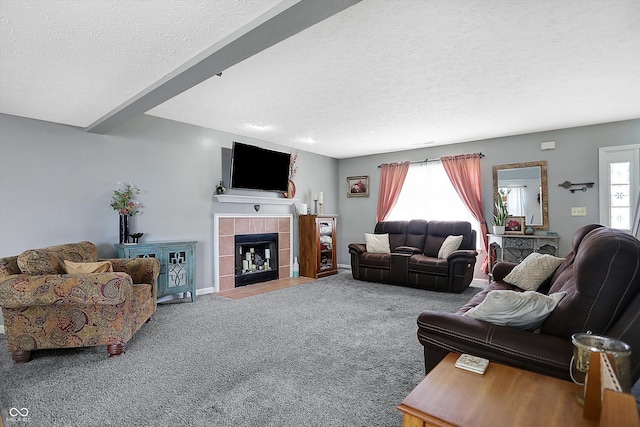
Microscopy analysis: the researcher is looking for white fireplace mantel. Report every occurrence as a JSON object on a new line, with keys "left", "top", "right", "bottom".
{"left": 214, "top": 194, "right": 299, "bottom": 206}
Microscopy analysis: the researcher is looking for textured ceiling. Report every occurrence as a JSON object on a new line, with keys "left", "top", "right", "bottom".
{"left": 2, "top": 0, "right": 640, "bottom": 159}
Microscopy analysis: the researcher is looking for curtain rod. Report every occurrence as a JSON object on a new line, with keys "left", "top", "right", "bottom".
{"left": 377, "top": 153, "right": 484, "bottom": 168}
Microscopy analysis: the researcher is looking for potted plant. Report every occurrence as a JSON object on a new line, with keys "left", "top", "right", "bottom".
{"left": 492, "top": 189, "right": 508, "bottom": 234}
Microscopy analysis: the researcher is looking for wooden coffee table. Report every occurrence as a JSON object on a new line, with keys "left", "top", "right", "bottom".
{"left": 398, "top": 352, "right": 598, "bottom": 427}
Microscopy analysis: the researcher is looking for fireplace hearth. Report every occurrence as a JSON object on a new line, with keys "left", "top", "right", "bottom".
{"left": 235, "top": 233, "right": 278, "bottom": 287}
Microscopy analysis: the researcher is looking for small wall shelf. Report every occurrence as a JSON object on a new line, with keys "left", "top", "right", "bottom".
{"left": 214, "top": 194, "right": 299, "bottom": 205}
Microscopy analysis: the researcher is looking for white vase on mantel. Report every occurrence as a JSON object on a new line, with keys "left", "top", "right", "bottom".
{"left": 492, "top": 225, "right": 505, "bottom": 235}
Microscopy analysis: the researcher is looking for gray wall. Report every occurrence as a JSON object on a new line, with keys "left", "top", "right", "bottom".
{"left": 338, "top": 119, "right": 640, "bottom": 271}
{"left": 1, "top": 112, "right": 638, "bottom": 293}
{"left": 0, "top": 113, "right": 338, "bottom": 293}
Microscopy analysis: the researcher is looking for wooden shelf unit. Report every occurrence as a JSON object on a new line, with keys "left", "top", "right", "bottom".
{"left": 298, "top": 215, "right": 338, "bottom": 279}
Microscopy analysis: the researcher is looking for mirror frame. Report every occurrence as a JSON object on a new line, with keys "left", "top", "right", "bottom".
{"left": 492, "top": 161, "right": 549, "bottom": 230}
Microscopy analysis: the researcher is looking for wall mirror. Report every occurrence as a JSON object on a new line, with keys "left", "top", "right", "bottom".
{"left": 493, "top": 161, "right": 548, "bottom": 230}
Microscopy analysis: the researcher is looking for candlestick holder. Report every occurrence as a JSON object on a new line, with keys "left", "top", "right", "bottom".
{"left": 314, "top": 200, "right": 318, "bottom": 215}
{"left": 319, "top": 203, "right": 324, "bottom": 214}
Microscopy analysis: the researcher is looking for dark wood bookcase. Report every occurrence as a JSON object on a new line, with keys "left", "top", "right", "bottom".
{"left": 298, "top": 215, "right": 338, "bottom": 278}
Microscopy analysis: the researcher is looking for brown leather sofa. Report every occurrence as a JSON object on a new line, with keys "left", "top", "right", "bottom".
{"left": 417, "top": 224, "right": 640, "bottom": 384}
{"left": 348, "top": 220, "right": 477, "bottom": 293}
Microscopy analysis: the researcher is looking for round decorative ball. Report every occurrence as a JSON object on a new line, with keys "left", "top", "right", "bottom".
{"left": 525, "top": 227, "right": 534, "bottom": 235}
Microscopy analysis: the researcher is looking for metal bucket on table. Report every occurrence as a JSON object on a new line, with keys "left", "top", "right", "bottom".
{"left": 570, "top": 332, "right": 631, "bottom": 405}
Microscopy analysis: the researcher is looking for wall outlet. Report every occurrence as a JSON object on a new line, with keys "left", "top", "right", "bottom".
{"left": 571, "top": 207, "right": 587, "bottom": 216}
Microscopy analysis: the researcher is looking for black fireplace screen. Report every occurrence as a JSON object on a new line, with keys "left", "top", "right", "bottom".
{"left": 234, "top": 233, "right": 278, "bottom": 287}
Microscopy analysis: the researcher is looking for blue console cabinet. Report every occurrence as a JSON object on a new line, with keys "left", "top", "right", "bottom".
{"left": 115, "top": 241, "right": 197, "bottom": 302}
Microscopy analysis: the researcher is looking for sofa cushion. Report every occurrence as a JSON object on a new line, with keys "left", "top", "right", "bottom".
{"left": 64, "top": 260, "right": 113, "bottom": 274}
{"left": 464, "top": 290, "right": 567, "bottom": 330}
{"left": 365, "top": 233, "right": 390, "bottom": 254}
{"left": 408, "top": 255, "right": 448, "bottom": 275}
{"left": 17, "top": 241, "right": 98, "bottom": 275}
{"left": 359, "top": 253, "right": 392, "bottom": 269}
{"left": 503, "top": 253, "right": 565, "bottom": 291}
{"left": 374, "top": 221, "right": 408, "bottom": 251}
{"left": 423, "top": 221, "right": 473, "bottom": 257}
{"left": 0, "top": 256, "right": 20, "bottom": 277}
{"left": 456, "top": 281, "right": 521, "bottom": 315}
{"left": 437, "top": 235, "right": 463, "bottom": 258}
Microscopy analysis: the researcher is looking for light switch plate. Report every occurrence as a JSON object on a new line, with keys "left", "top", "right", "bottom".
{"left": 571, "top": 207, "right": 587, "bottom": 216}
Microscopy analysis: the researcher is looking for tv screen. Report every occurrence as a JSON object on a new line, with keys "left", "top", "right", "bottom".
{"left": 230, "top": 142, "right": 291, "bottom": 193}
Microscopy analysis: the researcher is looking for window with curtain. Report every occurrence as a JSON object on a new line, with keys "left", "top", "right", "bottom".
{"left": 386, "top": 161, "right": 480, "bottom": 246}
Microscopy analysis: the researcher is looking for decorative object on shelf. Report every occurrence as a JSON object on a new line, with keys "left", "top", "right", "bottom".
{"left": 346, "top": 175, "right": 369, "bottom": 197}
{"left": 215, "top": 181, "right": 226, "bottom": 195}
{"left": 254, "top": 204, "right": 260, "bottom": 212}
{"left": 318, "top": 191, "right": 324, "bottom": 214}
{"left": 292, "top": 256, "right": 299, "bottom": 277}
{"left": 286, "top": 180, "right": 296, "bottom": 199}
{"left": 505, "top": 216, "right": 526, "bottom": 235}
{"left": 313, "top": 194, "right": 319, "bottom": 214}
{"left": 492, "top": 188, "right": 508, "bottom": 234}
{"left": 558, "top": 180, "right": 594, "bottom": 193}
{"left": 284, "top": 152, "right": 298, "bottom": 198}
{"left": 525, "top": 226, "right": 534, "bottom": 235}
{"left": 119, "top": 215, "right": 129, "bottom": 245}
{"left": 110, "top": 182, "right": 141, "bottom": 244}
{"left": 130, "top": 232, "right": 144, "bottom": 244}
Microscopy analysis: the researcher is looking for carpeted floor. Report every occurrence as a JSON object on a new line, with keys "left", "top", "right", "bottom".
{"left": 1, "top": 270, "right": 638, "bottom": 426}
{"left": 0, "top": 270, "right": 484, "bottom": 426}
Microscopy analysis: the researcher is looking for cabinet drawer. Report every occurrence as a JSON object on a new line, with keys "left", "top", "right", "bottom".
{"left": 503, "top": 238, "right": 533, "bottom": 249}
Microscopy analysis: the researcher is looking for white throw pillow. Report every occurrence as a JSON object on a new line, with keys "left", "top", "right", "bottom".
{"left": 365, "top": 233, "right": 390, "bottom": 254}
{"left": 464, "top": 290, "right": 567, "bottom": 330}
{"left": 503, "top": 252, "right": 565, "bottom": 291}
{"left": 437, "top": 235, "right": 464, "bottom": 258}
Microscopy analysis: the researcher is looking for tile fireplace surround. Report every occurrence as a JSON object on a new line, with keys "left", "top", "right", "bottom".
{"left": 214, "top": 214, "right": 293, "bottom": 292}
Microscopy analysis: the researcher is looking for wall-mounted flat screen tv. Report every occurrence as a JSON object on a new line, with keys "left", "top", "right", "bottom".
{"left": 230, "top": 142, "right": 291, "bottom": 193}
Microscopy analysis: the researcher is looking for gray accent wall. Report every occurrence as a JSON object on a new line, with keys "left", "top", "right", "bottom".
{"left": 1, "top": 111, "right": 638, "bottom": 316}
{"left": 0, "top": 113, "right": 338, "bottom": 296}
{"left": 338, "top": 119, "right": 640, "bottom": 271}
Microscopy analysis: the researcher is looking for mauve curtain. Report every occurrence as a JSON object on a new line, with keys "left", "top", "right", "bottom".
{"left": 441, "top": 153, "right": 490, "bottom": 273}
{"left": 377, "top": 162, "right": 410, "bottom": 222}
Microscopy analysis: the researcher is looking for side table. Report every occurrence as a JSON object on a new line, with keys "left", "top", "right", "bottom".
{"left": 115, "top": 241, "right": 197, "bottom": 302}
{"left": 397, "top": 353, "right": 597, "bottom": 427}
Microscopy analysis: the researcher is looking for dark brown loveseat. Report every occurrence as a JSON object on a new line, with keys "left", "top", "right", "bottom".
{"left": 417, "top": 224, "right": 640, "bottom": 385}
{"left": 348, "top": 220, "right": 477, "bottom": 293}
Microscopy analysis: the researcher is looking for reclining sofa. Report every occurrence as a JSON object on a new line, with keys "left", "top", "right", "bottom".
{"left": 417, "top": 224, "right": 640, "bottom": 385}
{"left": 0, "top": 241, "right": 160, "bottom": 363}
{"left": 348, "top": 220, "right": 477, "bottom": 293}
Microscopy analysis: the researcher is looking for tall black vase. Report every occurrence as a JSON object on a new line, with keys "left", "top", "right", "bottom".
{"left": 119, "top": 214, "right": 129, "bottom": 244}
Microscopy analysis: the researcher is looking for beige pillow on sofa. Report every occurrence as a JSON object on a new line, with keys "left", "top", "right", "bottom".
{"left": 437, "top": 235, "right": 463, "bottom": 258}
{"left": 503, "top": 252, "right": 565, "bottom": 291}
{"left": 365, "top": 233, "right": 390, "bottom": 254}
{"left": 64, "top": 260, "right": 113, "bottom": 274}
{"left": 464, "top": 290, "right": 567, "bottom": 330}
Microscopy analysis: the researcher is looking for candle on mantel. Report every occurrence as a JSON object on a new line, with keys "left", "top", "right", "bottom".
{"left": 318, "top": 191, "right": 324, "bottom": 204}
{"left": 265, "top": 249, "right": 270, "bottom": 259}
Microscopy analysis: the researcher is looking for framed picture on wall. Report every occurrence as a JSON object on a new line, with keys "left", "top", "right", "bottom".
{"left": 505, "top": 216, "right": 525, "bottom": 234}
{"left": 346, "top": 176, "right": 369, "bottom": 197}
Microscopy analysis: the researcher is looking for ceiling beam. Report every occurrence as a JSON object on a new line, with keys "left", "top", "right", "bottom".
{"left": 85, "top": 0, "right": 362, "bottom": 134}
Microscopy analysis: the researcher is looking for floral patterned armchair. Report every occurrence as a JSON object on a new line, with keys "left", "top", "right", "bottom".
{"left": 0, "top": 241, "right": 159, "bottom": 363}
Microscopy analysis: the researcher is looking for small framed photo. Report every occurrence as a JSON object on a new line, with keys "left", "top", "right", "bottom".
{"left": 505, "top": 216, "right": 526, "bottom": 234}
{"left": 346, "top": 176, "right": 369, "bottom": 197}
